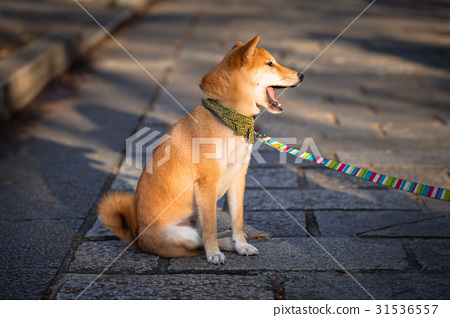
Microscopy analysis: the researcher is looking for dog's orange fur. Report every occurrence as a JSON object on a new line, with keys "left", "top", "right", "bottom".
{"left": 98, "top": 35, "right": 301, "bottom": 264}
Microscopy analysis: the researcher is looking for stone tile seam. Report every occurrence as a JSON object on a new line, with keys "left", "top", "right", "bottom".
{"left": 353, "top": 215, "right": 448, "bottom": 236}
{"left": 305, "top": 211, "right": 322, "bottom": 237}
{"left": 56, "top": 268, "right": 442, "bottom": 278}
{"left": 400, "top": 240, "right": 422, "bottom": 270}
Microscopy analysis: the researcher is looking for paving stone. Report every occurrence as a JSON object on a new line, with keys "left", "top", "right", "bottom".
{"left": 56, "top": 274, "right": 273, "bottom": 299}
{"left": 336, "top": 151, "right": 450, "bottom": 168}
{"left": 419, "top": 196, "right": 450, "bottom": 213}
{"left": 0, "top": 154, "right": 102, "bottom": 220}
{"left": 85, "top": 218, "right": 116, "bottom": 239}
{"left": 315, "top": 210, "right": 447, "bottom": 237}
{"left": 0, "top": 200, "right": 79, "bottom": 220}
{"left": 284, "top": 271, "right": 372, "bottom": 300}
{"left": 194, "top": 209, "right": 303, "bottom": 239}
{"left": 168, "top": 237, "right": 407, "bottom": 272}
{"left": 244, "top": 211, "right": 307, "bottom": 237}
{"left": 409, "top": 239, "right": 450, "bottom": 270}
{"left": 243, "top": 189, "right": 421, "bottom": 211}
{"left": 217, "top": 195, "right": 226, "bottom": 211}
{"left": 153, "top": 84, "right": 201, "bottom": 122}
{"left": 170, "top": 48, "right": 225, "bottom": 84}
{"left": 111, "top": 164, "right": 141, "bottom": 192}
{"left": 318, "top": 136, "right": 450, "bottom": 153}
{"left": 0, "top": 267, "right": 56, "bottom": 300}
{"left": 284, "top": 272, "right": 450, "bottom": 300}
{"left": 217, "top": 210, "right": 230, "bottom": 230}
{"left": 138, "top": 116, "right": 171, "bottom": 131}
{"left": 246, "top": 167, "right": 299, "bottom": 188}
{"left": 382, "top": 122, "right": 450, "bottom": 139}
{"left": 305, "top": 169, "right": 385, "bottom": 189}
{"left": 68, "top": 241, "right": 159, "bottom": 274}
{"left": 217, "top": 211, "right": 275, "bottom": 239}
{"left": 337, "top": 106, "right": 439, "bottom": 129}
{"left": 361, "top": 216, "right": 450, "bottom": 238}
{"left": 255, "top": 104, "right": 381, "bottom": 139}
{"left": 0, "top": 218, "right": 83, "bottom": 268}
{"left": 279, "top": 238, "right": 408, "bottom": 271}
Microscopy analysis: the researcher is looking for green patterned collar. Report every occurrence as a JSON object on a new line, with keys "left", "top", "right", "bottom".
{"left": 201, "top": 98, "right": 255, "bottom": 144}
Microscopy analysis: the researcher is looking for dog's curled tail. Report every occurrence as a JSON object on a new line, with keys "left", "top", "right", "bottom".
{"left": 98, "top": 191, "right": 137, "bottom": 245}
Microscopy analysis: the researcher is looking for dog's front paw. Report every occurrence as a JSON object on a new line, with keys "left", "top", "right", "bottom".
{"left": 207, "top": 252, "right": 226, "bottom": 265}
{"left": 234, "top": 242, "right": 259, "bottom": 256}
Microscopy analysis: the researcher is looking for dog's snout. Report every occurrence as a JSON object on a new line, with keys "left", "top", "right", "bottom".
{"left": 298, "top": 73, "right": 304, "bottom": 83}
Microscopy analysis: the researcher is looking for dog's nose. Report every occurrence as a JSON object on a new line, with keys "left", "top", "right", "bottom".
{"left": 298, "top": 73, "right": 304, "bottom": 82}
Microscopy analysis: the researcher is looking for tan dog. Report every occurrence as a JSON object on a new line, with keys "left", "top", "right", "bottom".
{"left": 98, "top": 35, "right": 302, "bottom": 264}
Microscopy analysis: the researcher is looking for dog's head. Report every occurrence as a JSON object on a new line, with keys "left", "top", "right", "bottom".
{"left": 200, "top": 35, "right": 303, "bottom": 116}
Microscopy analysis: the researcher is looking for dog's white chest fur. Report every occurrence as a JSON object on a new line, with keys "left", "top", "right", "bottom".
{"left": 216, "top": 137, "right": 252, "bottom": 199}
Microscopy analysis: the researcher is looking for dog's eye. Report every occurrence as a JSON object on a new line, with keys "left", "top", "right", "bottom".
{"left": 266, "top": 61, "right": 275, "bottom": 67}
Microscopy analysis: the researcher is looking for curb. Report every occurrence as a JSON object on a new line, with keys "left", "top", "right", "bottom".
{"left": 0, "top": 0, "right": 152, "bottom": 122}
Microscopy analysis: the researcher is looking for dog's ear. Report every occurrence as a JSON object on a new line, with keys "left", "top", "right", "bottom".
{"left": 232, "top": 41, "right": 244, "bottom": 49}
{"left": 241, "top": 35, "right": 260, "bottom": 63}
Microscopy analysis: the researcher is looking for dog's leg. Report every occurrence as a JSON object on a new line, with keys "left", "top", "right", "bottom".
{"left": 217, "top": 229, "right": 232, "bottom": 238}
{"left": 227, "top": 172, "right": 259, "bottom": 256}
{"left": 195, "top": 181, "right": 226, "bottom": 264}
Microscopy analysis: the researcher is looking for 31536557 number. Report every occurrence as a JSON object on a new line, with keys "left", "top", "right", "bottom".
{"left": 376, "top": 304, "right": 438, "bottom": 315}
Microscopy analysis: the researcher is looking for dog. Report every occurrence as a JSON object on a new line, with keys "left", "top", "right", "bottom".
{"left": 98, "top": 35, "right": 303, "bottom": 264}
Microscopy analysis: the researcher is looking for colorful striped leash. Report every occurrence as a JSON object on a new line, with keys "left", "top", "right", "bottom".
{"left": 255, "top": 132, "right": 450, "bottom": 202}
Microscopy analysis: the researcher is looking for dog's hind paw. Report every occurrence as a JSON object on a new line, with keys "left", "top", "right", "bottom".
{"left": 217, "top": 230, "right": 248, "bottom": 239}
{"left": 217, "top": 230, "right": 232, "bottom": 238}
{"left": 235, "top": 243, "right": 259, "bottom": 256}
{"left": 207, "top": 252, "right": 226, "bottom": 265}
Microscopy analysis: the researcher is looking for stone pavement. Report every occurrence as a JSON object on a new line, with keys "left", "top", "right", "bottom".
{"left": 1, "top": 0, "right": 449, "bottom": 299}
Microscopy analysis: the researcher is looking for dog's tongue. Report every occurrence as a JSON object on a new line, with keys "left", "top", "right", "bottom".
{"left": 267, "top": 87, "right": 280, "bottom": 107}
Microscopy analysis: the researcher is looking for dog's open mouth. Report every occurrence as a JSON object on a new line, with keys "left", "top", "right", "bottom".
{"left": 264, "top": 75, "right": 303, "bottom": 114}
{"left": 266, "top": 86, "right": 287, "bottom": 113}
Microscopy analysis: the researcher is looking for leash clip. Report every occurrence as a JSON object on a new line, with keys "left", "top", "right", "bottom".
{"left": 254, "top": 131, "right": 267, "bottom": 140}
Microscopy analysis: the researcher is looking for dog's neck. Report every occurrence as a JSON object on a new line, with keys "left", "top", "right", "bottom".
{"left": 201, "top": 98, "right": 255, "bottom": 144}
